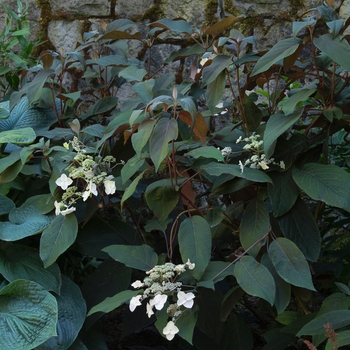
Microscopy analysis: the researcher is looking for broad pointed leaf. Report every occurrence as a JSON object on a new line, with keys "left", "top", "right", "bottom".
{"left": 197, "top": 261, "right": 234, "bottom": 290}
{"left": 149, "top": 18, "right": 193, "bottom": 34}
{"left": 121, "top": 170, "right": 145, "bottom": 205}
{"left": 176, "top": 307, "right": 198, "bottom": 345}
{"left": 234, "top": 256, "right": 275, "bottom": 305}
{"left": 178, "top": 216, "right": 212, "bottom": 280}
{"left": 268, "top": 237, "right": 315, "bottom": 290}
{"left": 131, "top": 119, "right": 157, "bottom": 155}
{"left": 103, "top": 244, "right": 158, "bottom": 271}
{"left": 240, "top": 199, "right": 269, "bottom": 257}
{"left": 202, "top": 55, "right": 232, "bottom": 87}
{"left": 277, "top": 198, "right": 321, "bottom": 262}
{"left": 149, "top": 118, "right": 178, "bottom": 171}
{"left": 0, "top": 279, "right": 58, "bottom": 350}
{"left": 145, "top": 179, "right": 179, "bottom": 220}
{"left": 252, "top": 38, "right": 302, "bottom": 76}
{"left": 204, "top": 16, "right": 242, "bottom": 37}
{"left": 263, "top": 109, "right": 303, "bottom": 158}
{"left": 0, "top": 127, "right": 36, "bottom": 144}
{"left": 293, "top": 163, "right": 350, "bottom": 212}
{"left": 185, "top": 146, "right": 224, "bottom": 161}
{"left": 297, "top": 310, "right": 350, "bottom": 336}
{"left": 119, "top": 66, "right": 147, "bottom": 82}
{"left": 40, "top": 213, "right": 78, "bottom": 268}
{"left": 205, "top": 70, "right": 226, "bottom": 112}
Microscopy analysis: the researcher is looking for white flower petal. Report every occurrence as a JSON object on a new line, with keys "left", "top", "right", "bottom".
{"left": 163, "top": 321, "right": 179, "bottom": 341}
{"left": 55, "top": 174, "right": 73, "bottom": 190}
{"left": 131, "top": 280, "right": 144, "bottom": 289}
{"left": 104, "top": 176, "right": 116, "bottom": 195}
{"left": 177, "top": 291, "right": 195, "bottom": 308}
{"left": 60, "top": 206, "right": 76, "bottom": 216}
{"left": 150, "top": 294, "right": 167, "bottom": 311}
{"left": 129, "top": 295, "right": 142, "bottom": 312}
{"left": 146, "top": 302, "right": 154, "bottom": 318}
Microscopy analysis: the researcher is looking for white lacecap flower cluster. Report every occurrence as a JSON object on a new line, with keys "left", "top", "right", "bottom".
{"left": 236, "top": 134, "right": 285, "bottom": 173}
{"left": 54, "top": 137, "right": 119, "bottom": 215}
{"left": 129, "top": 260, "right": 196, "bottom": 341}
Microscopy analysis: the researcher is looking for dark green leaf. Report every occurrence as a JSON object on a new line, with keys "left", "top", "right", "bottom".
{"left": 145, "top": 179, "right": 179, "bottom": 220}
{"left": 40, "top": 213, "right": 78, "bottom": 268}
{"left": 119, "top": 66, "right": 147, "bottom": 82}
{"left": 0, "top": 194, "right": 15, "bottom": 215}
{"left": 131, "top": 119, "right": 157, "bottom": 155}
{"left": 200, "top": 162, "right": 272, "bottom": 183}
{"left": 86, "top": 55, "right": 128, "bottom": 67}
{"left": 234, "top": 256, "right": 276, "bottom": 305}
{"left": 185, "top": 146, "right": 224, "bottom": 161}
{"left": 202, "top": 55, "right": 232, "bottom": 87}
{"left": 252, "top": 38, "right": 302, "bottom": 76}
{"left": 103, "top": 244, "right": 158, "bottom": 271}
{"left": 149, "top": 18, "right": 193, "bottom": 34}
{"left": 121, "top": 170, "right": 145, "bottom": 205}
{"left": 133, "top": 79, "right": 155, "bottom": 104}
{"left": 268, "top": 169, "right": 299, "bottom": 217}
{"left": 197, "top": 261, "right": 234, "bottom": 289}
{"left": 314, "top": 34, "right": 350, "bottom": 71}
{"left": 277, "top": 198, "right": 321, "bottom": 262}
{"left": 149, "top": 118, "right": 178, "bottom": 171}
{"left": 178, "top": 216, "right": 212, "bottom": 280}
{"left": 293, "top": 163, "right": 350, "bottom": 212}
{"left": 240, "top": 199, "right": 269, "bottom": 257}
{"left": 165, "top": 44, "right": 205, "bottom": 63}
{"left": 325, "top": 330, "right": 350, "bottom": 350}
{"left": 100, "top": 30, "right": 141, "bottom": 40}
{"left": 317, "top": 293, "right": 350, "bottom": 317}
{"left": 0, "top": 245, "right": 61, "bottom": 294}
{"left": 245, "top": 99, "right": 263, "bottom": 131}
{"left": 282, "top": 88, "right": 316, "bottom": 116}
{"left": 268, "top": 237, "right": 315, "bottom": 290}
{"left": 0, "top": 280, "right": 58, "bottom": 350}
{"left": 262, "top": 329, "right": 296, "bottom": 350}
{"left": 297, "top": 310, "right": 350, "bottom": 336}
{"left": 37, "top": 276, "right": 86, "bottom": 350}
{"left": 205, "top": 70, "right": 226, "bottom": 112}
{"left": 87, "top": 290, "right": 140, "bottom": 316}
{"left": 263, "top": 109, "right": 303, "bottom": 158}
{"left": 81, "top": 96, "right": 118, "bottom": 120}
{"left": 177, "top": 307, "right": 198, "bottom": 345}
{"left": 221, "top": 313, "right": 253, "bottom": 350}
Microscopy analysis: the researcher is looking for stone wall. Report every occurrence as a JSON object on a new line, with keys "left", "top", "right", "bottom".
{"left": 2, "top": 0, "right": 350, "bottom": 56}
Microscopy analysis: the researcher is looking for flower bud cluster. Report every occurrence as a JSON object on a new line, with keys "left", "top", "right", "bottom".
{"left": 54, "top": 137, "right": 120, "bottom": 215}
{"left": 129, "top": 260, "right": 196, "bottom": 341}
{"left": 236, "top": 134, "right": 285, "bottom": 172}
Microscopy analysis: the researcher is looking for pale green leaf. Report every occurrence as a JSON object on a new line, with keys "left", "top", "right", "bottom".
{"left": 185, "top": 146, "right": 224, "bottom": 161}
{"left": 202, "top": 55, "right": 232, "bottom": 87}
{"left": 121, "top": 170, "right": 145, "bottom": 205}
{"left": 149, "top": 18, "right": 193, "bottom": 34}
{"left": 103, "top": 244, "right": 158, "bottom": 271}
{"left": 282, "top": 88, "right": 316, "bottom": 116}
{"left": 133, "top": 79, "right": 155, "bottom": 104}
{"left": 131, "top": 119, "right": 157, "bottom": 155}
{"left": 234, "top": 256, "right": 275, "bottom": 305}
{"left": 0, "top": 127, "right": 36, "bottom": 144}
{"left": 176, "top": 307, "right": 198, "bottom": 345}
{"left": 119, "top": 66, "right": 147, "bottom": 82}
{"left": 40, "top": 213, "right": 78, "bottom": 268}
{"left": 178, "top": 216, "right": 212, "bottom": 280}
{"left": 0, "top": 194, "right": 15, "bottom": 215}
{"left": 0, "top": 280, "right": 58, "bottom": 350}
{"left": 205, "top": 70, "right": 226, "bottom": 112}
{"left": 268, "top": 237, "right": 315, "bottom": 290}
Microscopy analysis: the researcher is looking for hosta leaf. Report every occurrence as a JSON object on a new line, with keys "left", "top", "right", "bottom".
{"left": 0, "top": 279, "right": 58, "bottom": 350}
{"left": 268, "top": 238, "right": 315, "bottom": 290}
{"left": 178, "top": 216, "right": 212, "bottom": 280}
{"left": 0, "top": 245, "right": 61, "bottom": 294}
{"left": 145, "top": 179, "right": 179, "bottom": 220}
{"left": 293, "top": 163, "right": 350, "bottom": 212}
{"left": 0, "top": 203, "right": 52, "bottom": 241}
{"left": 263, "top": 109, "right": 303, "bottom": 158}
{"left": 252, "top": 37, "right": 302, "bottom": 76}
{"left": 277, "top": 198, "right": 321, "bottom": 262}
{"left": 0, "top": 194, "right": 15, "bottom": 215}
{"left": 234, "top": 256, "right": 275, "bottom": 305}
{"left": 36, "top": 276, "right": 86, "bottom": 350}
{"left": 40, "top": 213, "right": 78, "bottom": 268}
{"left": 0, "top": 127, "right": 36, "bottom": 144}
{"left": 103, "top": 244, "right": 158, "bottom": 271}
{"left": 149, "top": 118, "right": 178, "bottom": 171}
{"left": 87, "top": 290, "right": 140, "bottom": 316}
{"left": 240, "top": 199, "right": 269, "bottom": 257}
{"left": 0, "top": 96, "right": 56, "bottom": 132}
{"left": 200, "top": 162, "right": 272, "bottom": 183}
{"left": 297, "top": 310, "right": 350, "bottom": 336}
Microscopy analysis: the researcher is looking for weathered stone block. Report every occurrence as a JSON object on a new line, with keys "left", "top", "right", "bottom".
{"left": 50, "top": 0, "right": 111, "bottom": 17}
{"left": 115, "top": 0, "right": 154, "bottom": 18}
{"left": 48, "top": 20, "right": 84, "bottom": 53}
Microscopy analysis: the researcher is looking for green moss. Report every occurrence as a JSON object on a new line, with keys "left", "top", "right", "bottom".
{"left": 138, "top": 4, "right": 164, "bottom": 22}
{"left": 205, "top": 0, "right": 219, "bottom": 26}
{"left": 289, "top": 0, "right": 306, "bottom": 18}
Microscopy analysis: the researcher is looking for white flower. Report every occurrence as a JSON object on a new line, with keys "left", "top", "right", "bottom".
{"left": 54, "top": 201, "right": 76, "bottom": 216}
{"left": 82, "top": 181, "right": 98, "bottom": 201}
{"left": 280, "top": 160, "right": 285, "bottom": 169}
{"left": 239, "top": 160, "right": 244, "bottom": 173}
{"left": 177, "top": 291, "right": 195, "bottom": 308}
{"left": 221, "top": 147, "right": 232, "bottom": 157}
{"left": 129, "top": 295, "right": 142, "bottom": 312}
{"left": 56, "top": 174, "right": 73, "bottom": 190}
{"left": 163, "top": 321, "right": 179, "bottom": 341}
{"left": 236, "top": 136, "right": 242, "bottom": 143}
{"left": 131, "top": 280, "right": 144, "bottom": 289}
{"left": 259, "top": 161, "right": 269, "bottom": 170}
{"left": 104, "top": 175, "right": 116, "bottom": 195}
{"left": 186, "top": 259, "right": 195, "bottom": 270}
{"left": 150, "top": 294, "right": 168, "bottom": 311}
{"left": 146, "top": 302, "right": 154, "bottom": 318}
